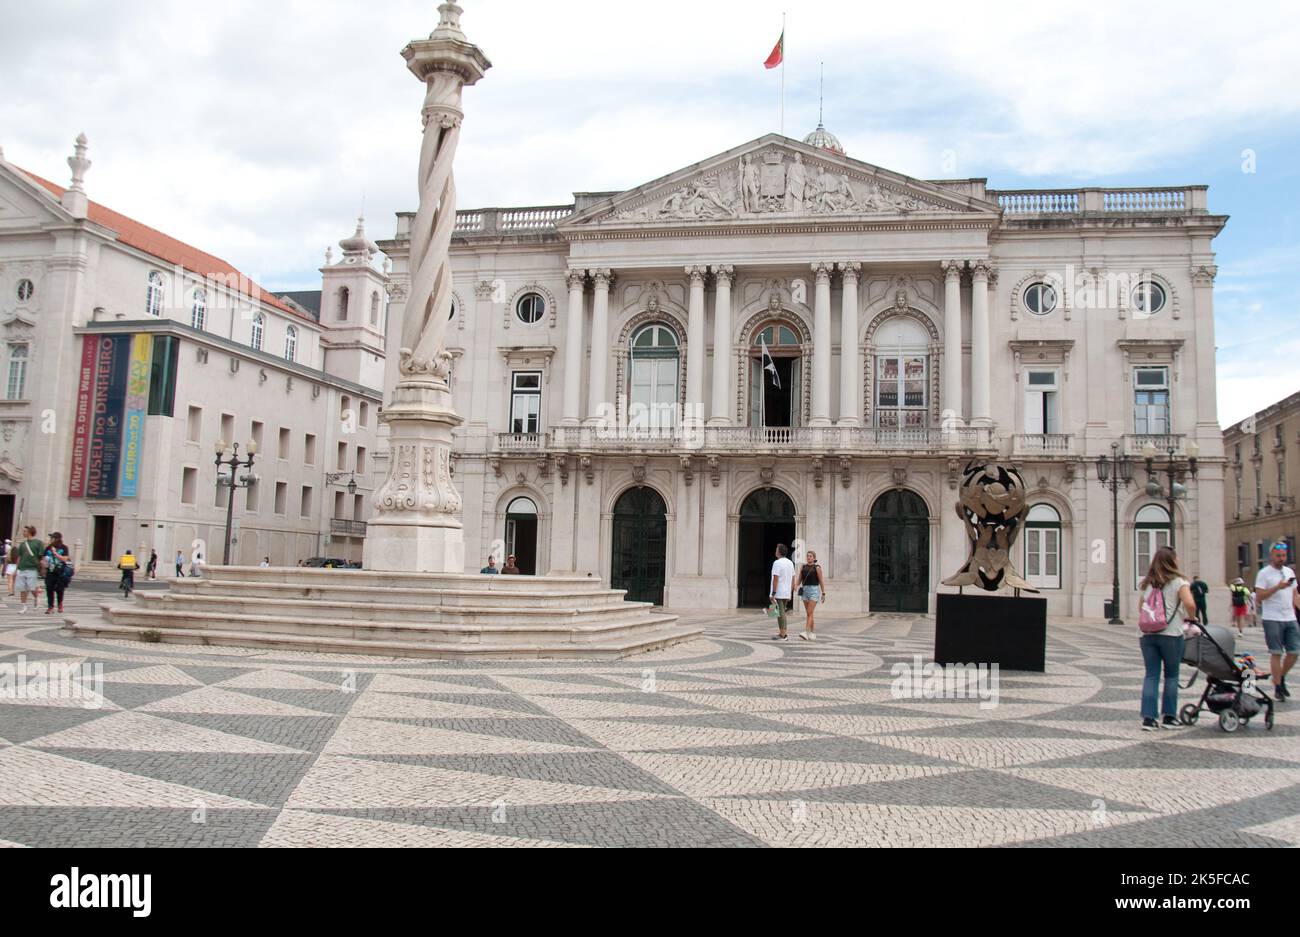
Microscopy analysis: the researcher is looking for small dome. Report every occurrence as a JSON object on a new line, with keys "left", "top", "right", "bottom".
{"left": 802, "top": 122, "right": 844, "bottom": 156}
{"left": 338, "top": 216, "right": 378, "bottom": 261}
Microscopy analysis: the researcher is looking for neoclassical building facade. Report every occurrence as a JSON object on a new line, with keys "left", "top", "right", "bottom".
{"left": 379, "top": 130, "right": 1229, "bottom": 617}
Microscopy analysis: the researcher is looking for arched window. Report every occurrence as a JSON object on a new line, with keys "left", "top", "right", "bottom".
{"left": 1134, "top": 504, "right": 1171, "bottom": 589}
{"left": 191, "top": 288, "right": 207, "bottom": 330}
{"left": 370, "top": 291, "right": 380, "bottom": 325}
{"left": 146, "top": 271, "right": 164, "bottom": 316}
{"left": 338, "top": 286, "right": 350, "bottom": 321}
{"left": 1024, "top": 504, "right": 1062, "bottom": 589}
{"left": 284, "top": 325, "right": 297, "bottom": 362}
{"left": 629, "top": 323, "right": 680, "bottom": 430}
{"left": 749, "top": 321, "right": 802, "bottom": 428}
{"left": 872, "top": 316, "right": 929, "bottom": 430}
{"left": 250, "top": 312, "right": 264, "bottom": 351}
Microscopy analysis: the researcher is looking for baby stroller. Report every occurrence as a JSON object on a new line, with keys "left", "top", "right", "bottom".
{"left": 1178, "top": 624, "right": 1275, "bottom": 732}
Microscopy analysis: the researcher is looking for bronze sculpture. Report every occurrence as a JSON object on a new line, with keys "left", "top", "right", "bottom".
{"left": 942, "top": 461, "right": 1038, "bottom": 593}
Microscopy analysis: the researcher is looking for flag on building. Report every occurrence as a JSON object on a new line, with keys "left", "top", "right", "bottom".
{"left": 763, "top": 30, "right": 784, "bottom": 69}
{"left": 760, "top": 337, "right": 781, "bottom": 389}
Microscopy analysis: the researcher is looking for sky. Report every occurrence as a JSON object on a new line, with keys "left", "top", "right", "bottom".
{"left": 2, "top": 0, "right": 1297, "bottom": 428}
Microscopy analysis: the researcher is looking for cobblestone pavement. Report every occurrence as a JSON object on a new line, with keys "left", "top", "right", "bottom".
{"left": 1, "top": 590, "right": 1297, "bottom": 847}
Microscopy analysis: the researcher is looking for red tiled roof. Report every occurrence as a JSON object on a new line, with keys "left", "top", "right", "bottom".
{"left": 18, "top": 169, "right": 307, "bottom": 321}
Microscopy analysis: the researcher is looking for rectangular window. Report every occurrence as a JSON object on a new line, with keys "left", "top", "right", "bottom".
{"left": 355, "top": 446, "right": 367, "bottom": 474}
{"left": 1235, "top": 472, "right": 1242, "bottom": 516}
{"left": 246, "top": 480, "right": 260, "bottom": 513}
{"left": 353, "top": 493, "right": 364, "bottom": 521}
{"left": 304, "top": 434, "right": 317, "bottom": 465}
{"left": 278, "top": 427, "right": 290, "bottom": 460}
{"left": 300, "top": 485, "right": 313, "bottom": 518}
{"left": 360, "top": 402, "right": 369, "bottom": 427}
{"left": 251, "top": 420, "right": 264, "bottom": 454}
{"left": 874, "top": 356, "right": 927, "bottom": 429}
{"left": 333, "top": 490, "right": 345, "bottom": 520}
{"left": 337, "top": 441, "right": 347, "bottom": 471}
{"left": 186, "top": 406, "right": 202, "bottom": 443}
{"left": 5, "top": 344, "right": 28, "bottom": 400}
{"left": 1024, "top": 369, "right": 1060, "bottom": 435}
{"left": 215, "top": 477, "right": 229, "bottom": 508}
{"left": 220, "top": 412, "right": 235, "bottom": 446}
{"left": 510, "top": 371, "right": 542, "bottom": 434}
{"left": 1237, "top": 543, "right": 1248, "bottom": 569}
{"left": 1133, "top": 367, "right": 1169, "bottom": 434}
{"left": 181, "top": 467, "right": 197, "bottom": 505}
{"left": 147, "top": 335, "right": 179, "bottom": 416}
{"left": 274, "top": 481, "right": 287, "bottom": 515}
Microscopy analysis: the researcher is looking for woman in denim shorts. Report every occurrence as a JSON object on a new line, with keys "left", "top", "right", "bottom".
{"left": 797, "top": 550, "right": 828, "bottom": 641}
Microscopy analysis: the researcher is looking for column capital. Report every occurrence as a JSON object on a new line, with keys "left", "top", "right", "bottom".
{"left": 587, "top": 268, "right": 613, "bottom": 288}
{"left": 970, "top": 259, "right": 994, "bottom": 281}
{"left": 685, "top": 264, "right": 708, "bottom": 284}
{"left": 837, "top": 261, "right": 861, "bottom": 282}
{"left": 811, "top": 261, "right": 833, "bottom": 283}
{"left": 1190, "top": 264, "right": 1217, "bottom": 286}
{"left": 941, "top": 259, "right": 964, "bottom": 281}
{"left": 565, "top": 268, "right": 586, "bottom": 290}
{"left": 710, "top": 263, "right": 734, "bottom": 285}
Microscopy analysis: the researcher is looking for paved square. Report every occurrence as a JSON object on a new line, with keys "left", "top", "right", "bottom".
{"left": 1, "top": 592, "right": 1297, "bottom": 848}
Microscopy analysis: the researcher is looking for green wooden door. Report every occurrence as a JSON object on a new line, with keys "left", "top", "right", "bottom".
{"left": 611, "top": 487, "right": 667, "bottom": 605}
{"left": 869, "top": 489, "right": 929, "bottom": 612}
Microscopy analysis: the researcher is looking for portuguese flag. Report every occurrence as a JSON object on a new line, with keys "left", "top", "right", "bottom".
{"left": 763, "top": 30, "right": 784, "bottom": 69}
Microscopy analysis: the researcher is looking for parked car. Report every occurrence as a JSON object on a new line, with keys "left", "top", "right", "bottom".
{"left": 303, "top": 557, "right": 351, "bottom": 568}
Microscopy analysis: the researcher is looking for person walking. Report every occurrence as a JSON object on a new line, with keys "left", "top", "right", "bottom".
{"left": 796, "top": 549, "right": 827, "bottom": 640}
{"left": 42, "top": 532, "right": 71, "bottom": 614}
{"left": 1255, "top": 542, "right": 1299, "bottom": 701}
{"left": 1190, "top": 575, "right": 1209, "bottom": 625}
{"left": 14, "top": 526, "right": 44, "bottom": 613}
{"left": 1228, "top": 577, "right": 1251, "bottom": 636}
{"left": 1137, "top": 545, "right": 1197, "bottom": 731}
{"left": 146, "top": 550, "right": 158, "bottom": 579}
{"left": 769, "top": 543, "right": 796, "bottom": 641}
{"left": 4, "top": 540, "right": 17, "bottom": 596}
{"left": 175, "top": 550, "right": 184, "bottom": 577}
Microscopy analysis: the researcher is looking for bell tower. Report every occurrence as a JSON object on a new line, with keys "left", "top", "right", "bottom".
{"left": 319, "top": 216, "right": 388, "bottom": 389}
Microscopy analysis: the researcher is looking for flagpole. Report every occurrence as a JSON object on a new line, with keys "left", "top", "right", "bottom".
{"left": 780, "top": 12, "right": 785, "bottom": 136}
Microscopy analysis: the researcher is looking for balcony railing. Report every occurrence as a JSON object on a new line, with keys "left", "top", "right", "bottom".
{"left": 991, "top": 186, "right": 1205, "bottom": 216}
{"left": 1013, "top": 433, "right": 1075, "bottom": 454}
{"left": 1123, "top": 433, "right": 1187, "bottom": 455}
{"left": 330, "top": 518, "right": 367, "bottom": 537}
{"left": 545, "top": 424, "right": 995, "bottom": 454}
{"left": 496, "top": 432, "right": 550, "bottom": 452}
{"left": 454, "top": 205, "right": 574, "bottom": 236}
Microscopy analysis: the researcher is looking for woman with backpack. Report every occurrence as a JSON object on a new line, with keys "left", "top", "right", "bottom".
{"left": 1137, "top": 545, "right": 1199, "bottom": 731}
{"left": 42, "top": 532, "right": 71, "bottom": 614}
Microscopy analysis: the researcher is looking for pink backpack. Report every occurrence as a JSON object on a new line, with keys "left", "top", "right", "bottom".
{"left": 1138, "top": 586, "right": 1172, "bottom": 634}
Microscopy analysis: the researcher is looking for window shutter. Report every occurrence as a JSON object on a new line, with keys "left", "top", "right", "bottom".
{"left": 1024, "top": 389, "right": 1044, "bottom": 434}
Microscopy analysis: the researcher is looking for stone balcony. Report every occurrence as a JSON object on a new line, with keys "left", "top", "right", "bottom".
{"left": 988, "top": 186, "right": 1208, "bottom": 217}
{"left": 1012, "top": 434, "right": 1077, "bottom": 457}
{"left": 496, "top": 425, "right": 995, "bottom": 456}
{"left": 1122, "top": 433, "right": 1187, "bottom": 456}
{"left": 329, "top": 518, "right": 367, "bottom": 537}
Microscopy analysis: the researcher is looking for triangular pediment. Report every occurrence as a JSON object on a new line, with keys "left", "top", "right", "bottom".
{"left": 0, "top": 164, "right": 74, "bottom": 230}
{"left": 560, "top": 134, "right": 997, "bottom": 230}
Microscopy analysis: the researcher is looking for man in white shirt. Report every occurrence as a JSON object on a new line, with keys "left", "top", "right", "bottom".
{"left": 769, "top": 543, "right": 796, "bottom": 641}
{"left": 1255, "top": 542, "right": 1300, "bottom": 700}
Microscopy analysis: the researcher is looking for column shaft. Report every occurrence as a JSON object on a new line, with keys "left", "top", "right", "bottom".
{"left": 586, "top": 269, "right": 611, "bottom": 421}
{"left": 709, "top": 265, "right": 734, "bottom": 424}
{"left": 685, "top": 266, "right": 707, "bottom": 420}
{"left": 811, "top": 262, "right": 833, "bottom": 425}
{"left": 970, "top": 261, "right": 991, "bottom": 425}
{"left": 942, "top": 260, "right": 964, "bottom": 425}
{"left": 838, "top": 262, "right": 860, "bottom": 425}
{"left": 562, "top": 270, "right": 585, "bottom": 423}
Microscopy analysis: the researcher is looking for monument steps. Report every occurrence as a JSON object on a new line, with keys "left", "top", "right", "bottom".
{"left": 69, "top": 566, "right": 701, "bottom": 660}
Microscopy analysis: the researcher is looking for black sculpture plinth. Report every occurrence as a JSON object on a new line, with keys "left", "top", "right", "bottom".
{"left": 934, "top": 593, "right": 1047, "bottom": 673}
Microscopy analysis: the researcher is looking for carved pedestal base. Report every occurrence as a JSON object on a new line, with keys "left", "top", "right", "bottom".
{"left": 363, "top": 377, "right": 466, "bottom": 574}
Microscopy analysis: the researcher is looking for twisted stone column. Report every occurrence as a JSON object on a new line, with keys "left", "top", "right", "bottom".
{"left": 365, "top": 3, "right": 491, "bottom": 574}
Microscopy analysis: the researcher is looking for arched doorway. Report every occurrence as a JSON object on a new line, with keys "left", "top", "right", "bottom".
{"left": 611, "top": 487, "right": 667, "bottom": 605}
{"left": 869, "top": 489, "right": 929, "bottom": 612}
{"left": 737, "top": 488, "right": 797, "bottom": 607}
{"left": 504, "top": 496, "right": 538, "bottom": 575}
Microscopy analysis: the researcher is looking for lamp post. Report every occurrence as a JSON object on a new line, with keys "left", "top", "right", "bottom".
{"left": 1095, "top": 442, "right": 1133, "bottom": 625}
{"left": 1140, "top": 441, "right": 1199, "bottom": 551}
{"left": 215, "top": 439, "right": 258, "bottom": 565}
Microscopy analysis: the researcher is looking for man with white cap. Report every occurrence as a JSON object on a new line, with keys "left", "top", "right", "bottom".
{"left": 1255, "top": 542, "right": 1300, "bottom": 700}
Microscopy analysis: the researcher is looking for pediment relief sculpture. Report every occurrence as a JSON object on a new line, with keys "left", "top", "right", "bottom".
{"left": 611, "top": 148, "right": 954, "bottom": 223}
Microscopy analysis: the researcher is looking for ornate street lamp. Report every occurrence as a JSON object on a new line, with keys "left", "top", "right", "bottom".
{"left": 325, "top": 471, "right": 358, "bottom": 496}
{"left": 1096, "top": 442, "right": 1133, "bottom": 625}
{"left": 215, "top": 439, "right": 258, "bottom": 565}
{"left": 1140, "top": 441, "right": 1199, "bottom": 551}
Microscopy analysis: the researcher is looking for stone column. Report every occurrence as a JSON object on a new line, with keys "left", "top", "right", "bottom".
{"left": 837, "top": 262, "right": 860, "bottom": 426}
{"left": 811, "top": 261, "right": 833, "bottom": 425}
{"left": 942, "top": 259, "right": 964, "bottom": 425}
{"left": 970, "top": 260, "right": 991, "bottom": 427}
{"left": 709, "top": 265, "right": 734, "bottom": 424}
{"left": 685, "top": 265, "right": 707, "bottom": 422}
{"left": 586, "top": 268, "right": 612, "bottom": 422}
{"left": 561, "top": 268, "right": 585, "bottom": 424}
{"left": 364, "top": 2, "right": 490, "bottom": 574}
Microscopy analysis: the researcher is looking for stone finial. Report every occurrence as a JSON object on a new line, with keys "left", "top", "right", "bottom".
{"left": 339, "top": 215, "right": 378, "bottom": 263}
{"left": 383, "top": 257, "right": 393, "bottom": 275}
{"left": 325, "top": 246, "right": 335, "bottom": 265}
{"left": 68, "top": 133, "right": 91, "bottom": 193}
